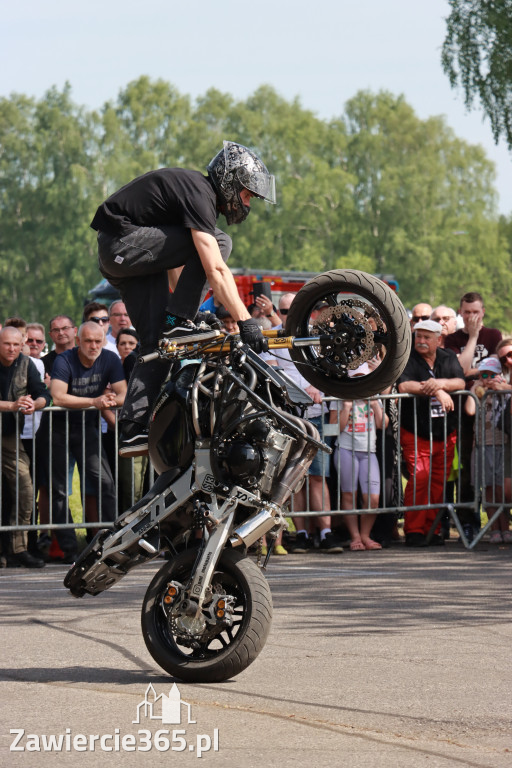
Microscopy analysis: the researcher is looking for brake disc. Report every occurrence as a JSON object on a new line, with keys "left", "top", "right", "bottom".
{"left": 313, "top": 301, "right": 383, "bottom": 370}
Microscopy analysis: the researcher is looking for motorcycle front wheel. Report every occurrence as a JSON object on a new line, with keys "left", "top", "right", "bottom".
{"left": 141, "top": 548, "right": 272, "bottom": 683}
{"left": 285, "top": 269, "right": 411, "bottom": 399}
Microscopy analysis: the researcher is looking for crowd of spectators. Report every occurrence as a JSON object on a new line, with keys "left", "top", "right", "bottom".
{"left": 241, "top": 288, "right": 512, "bottom": 554}
{"left": 1, "top": 288, "right": 511, "bottom": 567}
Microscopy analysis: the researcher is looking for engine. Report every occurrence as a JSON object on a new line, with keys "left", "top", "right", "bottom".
{"left": 218, "top": 417, "right": 294, "bottom": 496}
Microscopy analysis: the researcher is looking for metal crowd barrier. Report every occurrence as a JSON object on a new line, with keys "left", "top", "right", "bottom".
{"left": 1, "top": 392, "right": 511, "bottom": 551}
{"left": 0, "top": 407, "right": 152, "bottom": 542}
{"left": 290, "top": 390, "right": 512, "bottom": 550}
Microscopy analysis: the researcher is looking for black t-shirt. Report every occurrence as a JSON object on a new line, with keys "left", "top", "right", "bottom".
{"left": 398, "top": 347, "right": 465, "bottom": 439}
{"left": 51, "top": 347, "right": 124, "bottom": 427}
{"left": 90, "top": 168, "right": 218, "bottom": 236}
{"left": 42, "top": 349, "right": 57, "bottom": 376}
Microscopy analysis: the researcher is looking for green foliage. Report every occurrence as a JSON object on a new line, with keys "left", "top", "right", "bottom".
{"left": 442, "top": 0, "right": 512, "bottom": 149}
{"left": 0, "top": 76, "right": 511, "bottom": 332}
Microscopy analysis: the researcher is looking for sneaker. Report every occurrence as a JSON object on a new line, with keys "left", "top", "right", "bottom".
{"left": 405, "top": 532, "right": 427, "bottom": 547}
{"left": 319, "top": 532, "right": 344, "bottom": 553}
{"left": 428, "top": 533, "right": 445, "bottom": 546}
{"left": 488, "top": 530, "right": 503, "bottom": 544}
{"left": 289, "top": 532, "right": 313, "bottom": 554}
{"left": 462, "top": 524, "right": 474, "bottom": 545}
{"left": 273, "top": 544, "right": 288, "bottom": 556}
{"left": 12, "top": 550, "right": 45, "bottom": 569}
{"left": 161, "top": 315, "right": 198, "bottom": 339}
{"left": 119, "top": 421, "right": 149, "bottom": 458}
{"left": 502, "top": 530, "right": 512, "bottom": 544}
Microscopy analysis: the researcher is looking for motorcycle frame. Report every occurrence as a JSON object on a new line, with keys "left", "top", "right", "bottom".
{"left": 66, "top": 340, "right": 323, "bottom": 599}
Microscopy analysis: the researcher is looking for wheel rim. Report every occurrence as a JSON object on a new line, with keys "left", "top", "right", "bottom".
{"left": 153, "top": 561, "right": 249, "bottom": 661}
{"left": 288, "top": 289, "right": 395, "bottom": 381}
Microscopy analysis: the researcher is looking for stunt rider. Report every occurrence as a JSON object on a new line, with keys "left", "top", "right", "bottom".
{"left": 91, "top": 141, "right": 276, "bottom": 457}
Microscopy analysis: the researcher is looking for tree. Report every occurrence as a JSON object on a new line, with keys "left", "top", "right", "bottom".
{"left": 341, "top": 90, "right": 512, "bottom": 327}
{"left": 442, "top": 0, "right": 512, "bottom": 149}
{"left": 0, "top": 85, "right": 100, "bottom": 327}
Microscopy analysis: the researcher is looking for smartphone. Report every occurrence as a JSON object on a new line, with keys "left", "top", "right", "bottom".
{"left": 252, "top": 282, "right": 272, "bottom": 301}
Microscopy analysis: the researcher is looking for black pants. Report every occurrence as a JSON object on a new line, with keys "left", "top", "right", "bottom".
{"left": 48, "top": 419, "right": 116, "bottom": 552}
{"left": 97, "top": 225, "right": 232, "bottom": 427}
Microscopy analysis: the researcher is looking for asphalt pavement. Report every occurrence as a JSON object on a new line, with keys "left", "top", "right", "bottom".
{"left": 1, "top": 539, "right": 512, "bottom": 767}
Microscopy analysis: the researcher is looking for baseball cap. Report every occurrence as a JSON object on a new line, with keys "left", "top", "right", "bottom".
{"left": 413, "top": 319, "right": 443, "bottom": 334}
{"left": 477, "top": 357, "right": 502, "bottom": 374}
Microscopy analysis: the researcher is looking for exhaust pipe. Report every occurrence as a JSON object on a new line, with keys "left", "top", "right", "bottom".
{"left": 229, "top": 505, "right": 282, "bottom": 548}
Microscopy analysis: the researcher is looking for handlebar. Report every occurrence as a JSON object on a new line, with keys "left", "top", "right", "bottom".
{"left": 138, "top": 330, "right": 324, "bottom": 363}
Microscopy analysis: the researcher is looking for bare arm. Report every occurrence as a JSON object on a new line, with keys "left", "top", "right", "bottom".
{"left": 371, "top": 399, "right": 388, "bottom": 429}
{"left": 191, "top": 230, "right": 250, "bottom": 322}
{"left": 328, "top": 400, "right": 352, "bottom": 431}
{"left": 0, "top": 395, "right": 45, "bottom": 414}
{"left": 456, "top": 317, "right": 481, "bottom": 375}
{"left": 50, "top": 379, "right": 118, "bottom": 410}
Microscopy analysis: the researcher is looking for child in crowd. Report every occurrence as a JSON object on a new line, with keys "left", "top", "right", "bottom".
{"left": 465, "top": 357, "right": 512, "bottom": 543}
{"left": 329, "top": 364, "right": 388, "bottom": 551}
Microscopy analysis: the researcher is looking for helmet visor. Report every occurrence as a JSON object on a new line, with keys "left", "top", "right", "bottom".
{"left": 237, "top": 167, "right": 276, "bottom": 205}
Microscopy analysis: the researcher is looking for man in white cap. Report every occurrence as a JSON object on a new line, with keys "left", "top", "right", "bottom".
{"left": 398, "top": 320, "right": 465, "bottom": 547}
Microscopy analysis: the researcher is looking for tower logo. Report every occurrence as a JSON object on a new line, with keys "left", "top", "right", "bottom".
{"left": 132, "top": 683, "right": 196, "bottom": 725}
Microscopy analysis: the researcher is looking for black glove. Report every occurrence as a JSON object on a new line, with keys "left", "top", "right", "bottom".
{"left": 238, "top": 318, "right": 266, "bottom": 353}
{"left": 194, "top": 311, "right": 222, "bottom": 330}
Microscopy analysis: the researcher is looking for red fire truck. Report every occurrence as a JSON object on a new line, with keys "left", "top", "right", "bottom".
{"left": 231, "top": 268, "right": 399, "bottom": 308}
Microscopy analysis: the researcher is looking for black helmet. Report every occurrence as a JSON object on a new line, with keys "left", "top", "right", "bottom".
{"left": 207, "top": 140, "right": 276, "bottom": 225}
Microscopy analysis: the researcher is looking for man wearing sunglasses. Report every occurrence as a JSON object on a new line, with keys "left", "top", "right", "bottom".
{"left": 409, "top": 303, "right": 433, "bottom": 331}
{"left": 430, "top": 306, "right": 458, "bottom": 347}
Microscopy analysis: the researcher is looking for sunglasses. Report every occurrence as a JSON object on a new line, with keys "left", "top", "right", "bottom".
{"left": 499, "top": 351, "right": 512, "bottom": 363}
{"left": 412, "top": 315, "right": 430, "bottom": 322}
{"left": 480, "top": 372, "right": 499, "bottom": 379}
{"left": 27, "top": 337, "right": 45, "bottom": 345}
{"left": 50, "top": 325, "right": 74, "bottom": 333}
{"left": 279, "top": 308, "right": 289, "bottom": 315}
{"left": 89, "top": 317, "right": 109, "bottom": 324}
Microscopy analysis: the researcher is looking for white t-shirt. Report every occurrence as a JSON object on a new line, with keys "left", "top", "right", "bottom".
{"left": 20, "top": 357, "right": 45, "bottom": 440}
{"left": 330, "top": 398, "right": 380, "bottom": 453}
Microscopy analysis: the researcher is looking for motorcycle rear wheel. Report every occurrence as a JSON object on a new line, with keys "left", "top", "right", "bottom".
{"left": 284, "top": 269, "right": 411, "bottom": 399}
{"left": 141, "top": 548, "right": 272, "bottom": 683}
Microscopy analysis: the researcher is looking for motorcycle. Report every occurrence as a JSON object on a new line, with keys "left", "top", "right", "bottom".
{"left": 65, "top": 269, "right": 411, "bottom": 682}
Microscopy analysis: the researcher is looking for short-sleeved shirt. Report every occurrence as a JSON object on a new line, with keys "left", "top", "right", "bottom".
{"left": 444, "top": 326, "right": 502, "bottom": 381}
{"left": 90, "top": 168, "right": 218, "bottom": 237}
{"left": 329, "top": 398, "right": 381, "bottom": 452}
{"left": 51, "top": 347, "right": 124, "bottom": 426}
{"left": 398, "top": 347, "right": 465, "bottom": 440}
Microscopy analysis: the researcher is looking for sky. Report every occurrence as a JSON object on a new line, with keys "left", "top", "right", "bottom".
{"left": 2, "top": 0, "right": 511, "bottom": 214}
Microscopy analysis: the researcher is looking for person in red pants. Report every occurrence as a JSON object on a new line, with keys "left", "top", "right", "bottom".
{"left": 398, "top": 320, "right": 465, "bottom": 546}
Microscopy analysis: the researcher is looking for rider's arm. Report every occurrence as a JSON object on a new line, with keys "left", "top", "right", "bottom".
{"left": 191, "top": 229, "right": 250, "bottom": 322}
